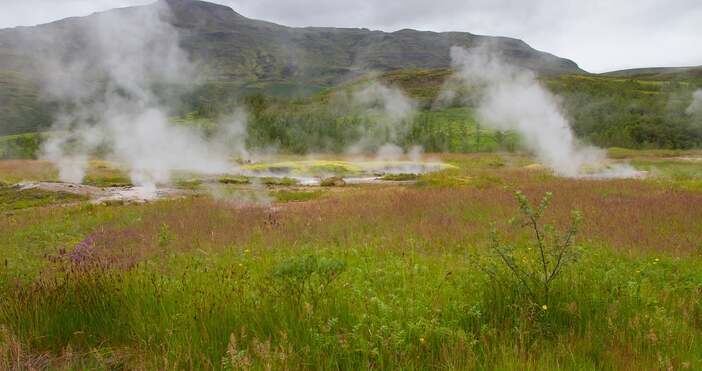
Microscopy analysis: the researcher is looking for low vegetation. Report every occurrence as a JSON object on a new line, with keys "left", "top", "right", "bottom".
{"left": 0, "top": 153, "right": 701, "bottom": 369}
{"left": 380, "top": 173, "right": 419, "bottom": 181}
{"left": 273, "top": 190, "right": 323, "bottom": 203}
{"left": 0, "top": 3, "right": 699, "bottom": 368}
{"left": 0, "top": 133, "right": 42, "bottom": 160}
{"left": 0, "top": 185, "right": 86, "bottom": 212}
{"left": 3, "top": 69, "right": 701, "bottom": 158}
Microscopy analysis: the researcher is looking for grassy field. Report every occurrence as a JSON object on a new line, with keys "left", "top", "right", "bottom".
{"left": 1, "top": 152, "right": 702, "bottom": 369}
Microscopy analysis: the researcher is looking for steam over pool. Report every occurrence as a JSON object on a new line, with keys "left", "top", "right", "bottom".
{"left": 446, "top": 44, "right": 640, "bottom": 179}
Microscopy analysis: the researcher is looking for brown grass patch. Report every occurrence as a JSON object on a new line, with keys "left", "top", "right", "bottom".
{"left": 0, "top": 160, "right": 57, "bottom": 184}
{"left": 85, "top": 175, "right": 702, "bottom": 266}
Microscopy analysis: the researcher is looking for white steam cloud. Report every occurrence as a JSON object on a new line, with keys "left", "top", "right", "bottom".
{"left": 346, "top": 81, "right": 419, "bottom": 160}
{"left": 448, "top": 45, "right": 636, "bottom": 178}
{"left": 38, "top": 1, "right": 247, "bottom": 188}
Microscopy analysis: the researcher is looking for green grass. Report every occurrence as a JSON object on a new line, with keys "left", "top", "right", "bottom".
{"left": 1, "top": 153, "right": 702, "bottom": 368}
{"left": 630, "top": 158, "right": 702, "bottom": 191}
{"left": 2, "top": 241, "right": 701, "bottom": 369}
{"left": 82, "top": 175, "right": 132, "bottom": 188}
{"left": 218, "top": 175, "right": 251, "bottom": 185}
{"left": 608, "top": 147, "right": 702, "bottom": 159}
{"left": 259, "top": 177, "right": 299, "bottom": 186}
{"left": 0, "top": 72, "right": 52, "bottom": 137}
{"left": 0, "top": 132, "right": 42, "bottom": 159}
{"left": 380, "top": 173, "right": 419, "bottom": 181}
{"left": 274, "top": 190, "right": 323, "bottom": 202}
{"left": 0, "top": 186, "right": 87, "bottom": 212}
{"left": 174, "top": 179, "right": 204, "bottom": 190}
{"left": 242, "top": 160, "right": 363, "bottom": 176}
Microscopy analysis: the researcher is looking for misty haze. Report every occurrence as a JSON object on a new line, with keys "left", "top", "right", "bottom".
{"left": 0, "top": 0, "right": 700, "bottom": 369}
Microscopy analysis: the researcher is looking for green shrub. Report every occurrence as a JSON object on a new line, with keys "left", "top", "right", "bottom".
{"left": 218, "top": 176, "right": 251, "bottom": 185}
{"left": 479, "top": 191, "right": 583, "bottom": 308}
{"left": 0, "top": 133, "right": 41, "bottom": 159}
{"left": 320, "top": 176, "right": 345, "bottom": 187}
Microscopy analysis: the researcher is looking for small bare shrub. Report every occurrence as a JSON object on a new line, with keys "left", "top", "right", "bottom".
{"left": 481, "top": 191, "right": 583, "bottom": 308}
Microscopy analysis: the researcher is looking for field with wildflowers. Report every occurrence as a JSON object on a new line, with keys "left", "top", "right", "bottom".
{"left": 1, "top": 152, "right": 702, "bottom": 369}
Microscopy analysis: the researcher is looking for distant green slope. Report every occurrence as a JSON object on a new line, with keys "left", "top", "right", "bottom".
{"left": 0, "top": 132, "right": 42, "bottom": 159}
{"left": 3, "top": 67, "right": 701, "bottom": 156}
{"left": 601, "top": 66, "right": 702, "bottom": 81}
{"left": 0, "top": 72, "right": 52, "bottom": 136}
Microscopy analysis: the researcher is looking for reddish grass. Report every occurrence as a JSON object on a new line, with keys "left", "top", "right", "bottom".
{"left": 0, "top": 160, "right": 57, "bottom": 183}
{"left": 86, "top": 176, "right": 702, "bottom": 266}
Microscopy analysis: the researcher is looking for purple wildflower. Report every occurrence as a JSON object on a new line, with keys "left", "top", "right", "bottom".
{"left": 68, "top": 235, "right": 96, "bottom": 264}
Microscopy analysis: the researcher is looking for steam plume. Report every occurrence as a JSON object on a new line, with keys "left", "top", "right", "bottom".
{"left": 448, "top": 45, "right": 634, "bottom": 177}
{"left": 37, "top": 1, "right": 246, "bottom": 188}
{"left": 346, "top": 81, "right": 418, "bottom": 159}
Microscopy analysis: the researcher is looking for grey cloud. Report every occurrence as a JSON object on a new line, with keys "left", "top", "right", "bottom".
{"left": 0, "top": 0, "right": 152, "bottom": 29}
{"left": 225, "top": 0, "right": 702, "bottom": 72}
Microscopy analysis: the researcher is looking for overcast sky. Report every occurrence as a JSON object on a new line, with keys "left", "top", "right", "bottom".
{"left": 1, "top": 0, "right": 700, "bottom": 73}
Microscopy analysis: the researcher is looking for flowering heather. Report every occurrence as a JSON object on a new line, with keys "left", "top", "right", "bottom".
{"left": 68, "top": 235, "right": 96, "bottom": 265}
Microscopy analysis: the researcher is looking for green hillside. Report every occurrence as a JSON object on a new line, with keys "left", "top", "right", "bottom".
{"left": 224, "top": 70, "right": 702, "bottom": 152}
{"left": 0, "top": 72, "right": 52, "bottom": 136}
{"left": 0, "top": 0, "right": 582, "bottom": 137}
{"left": 602, "top": 66, "right": 702, "bottom": 81}
{"left": 0, "top": 0, "right": 700, "bottom": 152}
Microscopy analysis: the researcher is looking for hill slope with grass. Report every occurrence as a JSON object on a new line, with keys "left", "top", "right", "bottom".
{"left": 602, "top": 66, "right": 702, "bottom": 81}
{"left": 230, "top": 69, "right": 702, "bottom": 153}
{"left": 0, "top": 0, "right": 584, "bottom": 136}
{"left": 0, "top": 0, "right": 700, "bottom": 152}
{"left": 2, "top": 68, "right": 702, "bottom": 159}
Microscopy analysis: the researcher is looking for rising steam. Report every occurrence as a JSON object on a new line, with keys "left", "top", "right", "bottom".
{"left": 448, "top": 45, "right": 636, "bottom": 178}
{"left": 346, "top": 81, "right": 419, "bottom": 160}
{"left": 38, "top": 1, "right": 246, "bottom": 189}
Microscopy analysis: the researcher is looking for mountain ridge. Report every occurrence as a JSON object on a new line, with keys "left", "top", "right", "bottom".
{"left": 601, "top": 65, "right": 702, "bottom": 80}
{"left": 0, "top": 0, "right": 585, "bottom": 78}
{"left": 0, "top": 0, "right": 584, "bottom": 137}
